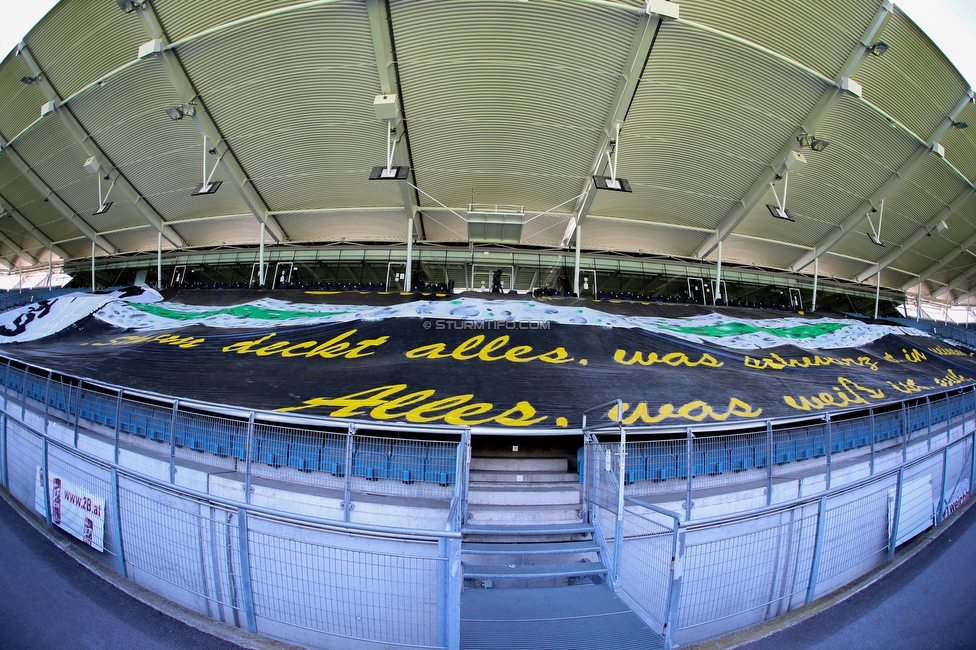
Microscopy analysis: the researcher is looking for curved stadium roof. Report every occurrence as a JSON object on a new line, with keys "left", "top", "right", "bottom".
{"left": 0, "top": 0, "right": 974, "bottom": 303}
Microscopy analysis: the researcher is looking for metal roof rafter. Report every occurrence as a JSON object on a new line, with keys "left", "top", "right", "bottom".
{"left": 366, "top": 0, "right": 424, "bottom": 240}
{"left": 695, "top": 1, "right": 893, "bottom": 260}
{"left": 563, "top": 2, "right": 671, "bottom": 246}
{"left": 16, "top": 43, "right": 187, "bottom": 251}
{"left": 0, "top": 192, "right": 71, "bottom": 261}
{"left": 0, "top": 137, "right": 116, "bottom": 256}
{"left": 132, "top": 3, "right": 288, "bottom": 244}
{"left": 0, "top": 215, "right": 36, "bottom": 267}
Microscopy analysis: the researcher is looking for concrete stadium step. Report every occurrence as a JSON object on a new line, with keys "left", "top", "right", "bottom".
{"left": 469, "top": 457, "right": 569, "bottom": 472}
{"left": 468, "top": 469, "right": 579, "bottom": 483}
{"left": 462, "top": 522, "right": 593, "bottom": 536}
{"left": 464, "top": 505, "right": 584, "bottom": 527}
{"left": 468, "top": 486, "right": 581, "bottom": 506}
{"left": 462, "top": 561, "right": 607, "bottom": 581}
{"left": 462, "top": 540, "right": 600, "bottom": 556}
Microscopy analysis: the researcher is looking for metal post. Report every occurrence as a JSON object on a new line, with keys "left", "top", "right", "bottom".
{"left": 938, "top": 446, "right": 949, "bottom": 524}
{"left": 258, "top": 223, "right": 265, "bottom": 287}
{"left": 613, "top": 423, "right": 626, "bottom": 584}
{"left": 811, "top": 257, "right": 818, "bottom": 312}
{"left": 47, "top": 255, "right": 52, "bottom": 289}
{"left": 72, "top": 379, "right": 82, "bottom": 447}
{"left": 869, "top": 408, "right": 876, "bottom": 476}
{"left": 157, "top": 231, "right": 163, "bottom": 289}
{"left": 236, "top": 508, "right": 258, "bottom": 634}
{"left": 685, "top": 427, "right": 694, "bottom": 521}
{"left": 42, "top": 436, "right": 52, "bottom": 528}
{"left": 766, "top": 420, "right": 773, "bottom": 506}
{"left": 343, "top": 424, "right": 355, "bottom": 521}
{"left": 91, "top": 241, "right": 96, "bottom": 291}
{"left": 970, "top": 427, "right": 976, "bottom": 498}
{"left": 926, "top": 396, "right": 933, "bottom": 451}
{"left": 714, "top": 240, "right": 723, "bottom": 304}
{"left": 573, "top": 225, "right": 582, "bottom": 296}
{"left": 873, "top": 269, "right": 881, "bottom": 319}
{"left": 888, "top": 467, "right": 905, "bottom": 559}
{"left": 168, "top": 399, "right": 179, "bottom": 483}
{"left": 805, "top": 494, "right": 828, "bottom": 604}
{"left": 114, "top": 388, "right": 123, "bottom": 465}
{"left": 825, "top": 413, "right": 833, "bottom": 490}
{"left": 459, "top": 428, "right": 472, "bottom": 527}
{"left": 244, "top": 412, "right": 255, "bottom": 504}
{"left": 110, "top": 467, "right": 127, "bottom": 578}
{"left": 663, "top": 527, "right": 686, "bottom": 650}
{"left": 0, "top": 414, "right": 7, "bottom": 490}
{"left": 447, "top": 535, "right": 462, "bottom": 650}
{"left": 902, "top": 402, "right": 909, "bottom": 463}
{"left": 43, "top": 371, "right": 51, "bottom": 433}
{"left": 405, "top": 217, "right": 414, "bottom": 292}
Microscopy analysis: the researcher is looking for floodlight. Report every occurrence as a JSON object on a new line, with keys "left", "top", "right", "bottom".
{"left": 868, "top": 41, "right": 889, "bottom": 57}
{"left": 766, "top": 204, "right": 794, "bottom": 221}
{"left": 116, "top": 0, "right": 136, "bottom": 12}
{"left": 811, "top": 139, "right": 829, "bottom": 151}
{"left": 19, "top": 75, "right": 36, "bottom": 85}
{"left": 165, "top": 106, "right": 184, "bottom": 121}
{"left": 593, "top": 175, "right": 633, "bottom": 192}
{"left": 369, "top": 166, "right": 409, "bottom": 180}
{"left": 191, "top": 181, "right": 222, "bottom": 196}
{"left": 797, "top": 133, "right": 815, "bottom": 148}
{"left": 952, "top": 121, "right": 969, "bottom": 129}
{"left": 867, "top": 231, "right": 885, "bottom": 247}
{"left": 93, "top": 201, "right": 113, "bottom": 215}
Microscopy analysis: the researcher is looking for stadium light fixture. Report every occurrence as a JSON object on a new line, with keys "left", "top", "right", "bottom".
{"left": 868, "top": 41, "right": 889, "bottom": 57}
{"left": 165, "top": 103, "right": 196, "bottom": 121}
{"left": 811, "top": 139, "right": 829, "bottom": 151}
{"left": 369, "top": 95, "right": 410, "bottom": 180}
{"left": 865, "top": 200, "right": 885, "bottom": 247}
{"left": 766, "top": 171, "right": 796, "bottom": 222}
{"left": 797, "top": 133, "right": 829, "bottom": 152}
{"left": 19, "top": 75, "right": 38, "bottom": 85}
{"left": 952, "top": 121, "right": 969, "bottom": 129}
{"left": 84, "top": 157, "right": 115, "bottom": 215}
{"left": 191, "top": 134, "right": 223, "bottom": 196}
{"left": 593, "top": 124, "right": 633, "bottom": 193}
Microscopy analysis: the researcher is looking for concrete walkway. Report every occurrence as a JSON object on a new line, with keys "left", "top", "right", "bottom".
{"left": 3, "top": 485, "right": 975, "bottom": 650}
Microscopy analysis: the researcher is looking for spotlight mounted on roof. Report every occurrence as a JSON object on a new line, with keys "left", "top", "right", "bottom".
{"left": 868, "top": 41, "right": 889, "bottom": 57}
{"left": 797, "top": 133, "right": 829, "bottom": 151}
{"left": 165, "top": 103, "right": 196, "bottom": 121}
{"left": 766, "top": 162, "right": 801, "bottom": 223}
{"left": 952, "top": 121, "right": 969, "bottom": 129}
{"left": 19, "top": 75, "right": 38, "bottom": 85}
{"left": 593, "top": 124, "right": 632, "bottom": 193}
{"left": 865, "top": 199, "right": 886, "bottom": 247}
{"left": 766, "top": 204, "right": 795, "bottom": 222}
{"left": 191, "top": 134, "right": 223, "bottom": 196}
{"left": 116, "top": 0, "right": 137, "bottom": 13}
{"left": 83, "top": 157, "right": 116, "bottom": 216}
{"left": 369, "top": 94, "right": 410, "bottom": 181}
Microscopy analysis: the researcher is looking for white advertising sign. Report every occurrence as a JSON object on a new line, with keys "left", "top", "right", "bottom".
{"left": 35, "top": 466, "right": 106, "bottom": 552}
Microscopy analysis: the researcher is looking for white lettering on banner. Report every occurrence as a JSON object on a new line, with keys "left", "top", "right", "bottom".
{"left": 34, "top": 466, "right": 106, "bottom": 552}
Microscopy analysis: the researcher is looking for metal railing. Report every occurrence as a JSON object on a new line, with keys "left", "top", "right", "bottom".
{"left": 0, "top": 404, "right": 464, "bottom": 649}
{"left": 582, "top": 397, "right": 976, "bottom": 648}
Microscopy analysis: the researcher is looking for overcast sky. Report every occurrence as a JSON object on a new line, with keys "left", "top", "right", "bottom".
{"left": 0, "top": 1, "right": 973, "bottom": 90}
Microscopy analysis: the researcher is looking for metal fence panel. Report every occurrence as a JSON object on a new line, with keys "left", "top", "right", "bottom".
{"left": 619, "top": 506, "right": 675, "bottom": 630}
{"left": 246, "top": 515, "right": 445, "bottom": 647}
{"left": 5, "top": 421, "right": 42, "bottom": 509}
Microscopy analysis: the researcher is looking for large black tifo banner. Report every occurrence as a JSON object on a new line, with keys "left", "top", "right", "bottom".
{"left": 2, "top": 289, "right": 974, "bottom": 428}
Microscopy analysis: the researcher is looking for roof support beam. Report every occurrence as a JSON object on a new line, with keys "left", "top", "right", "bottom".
{"left": 366, "top": 0, "right": 423, "bottom": 240}
{"left": 696, "top": 1, "right": 893, "bottom": 260}
{"left": 854, "top": 91, "right": 975, "bottom": 283}
{"left": 132, "top": 4, "right": 288, "bottom": 244}
{"left": 0, "top": 138, "right": 116, "bottom": 255}
{"left": 563, "top": 3, "right": 671, "bottom": 247}
{"left": 934, "top": 264, "right": 976, "bottom": 300}
{"left": 790, "top": 145, "right": 933, "bottom": 272}
{"left": 0, "top": 193, "right": 71, "bottom": 261}
{"left": 17, "top": 43, "right": 187, "bottom": 250}
{"left": 857, "top": 186, "right": 975, "bottom": 283}
{"left": 0, "top": 212, "right": 37, "bottom": 267}
{"left": 906, "top": 229, "right": 976, "bottom": 293}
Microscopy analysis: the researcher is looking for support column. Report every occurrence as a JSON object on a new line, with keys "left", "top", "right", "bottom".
{"left": 714, "top": 240, "right": 723, "bottom": 304}
{"left": 258, "top": 223, "right": 265, "bottom": 287}
{"left": 811, "top": 257, "right": 818, "bottom": 312}
{"left": 157, "top": 231, "right": 163, "bottom": 290}
{"left": 405, "top": 217, "right": 414, "bottom": 292}
{"left": 573, "top": 225, "right": 581, "bottom": 296}
{"left": 874, "top": 270, "right": 881, "bottom": 319}
{"left": 47, "top": 256, "right": 53, "bottom": 289}
{"left": 91, "top": 241, "right": 96, "bottom": 291}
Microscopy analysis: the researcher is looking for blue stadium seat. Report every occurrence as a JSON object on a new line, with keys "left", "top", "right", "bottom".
{"left": 176, "top": 419, "right": 210, "bottom": 451}
{"left": 811, "top": 435, "right": 827, "bottom": 457}
{"left": 647, "top": 453, "right": 676, "bottom": 480}
{"left": 774, "top": 440, "right": 795, "bottom": 463}
{"left": 676, "top": 451, "right": 705, "bottom": 478}
{"left": 321, "top": 437, "right": 347, "bottom": 476}
{"left": 755, "top": 443, "right": 769, "bottom": 468}
{"left": 705, "top": 448, "right": 730, "bottom": 475}
{"left": 391, "top": 441, "right": 426, "bottom": 483}
{"left": 148, "top": 415, "right": 171, "bottom": 443}
{"left": 259, "top": 437, "right": 288, "bottom": 467}
{"left": 849, "top": 425, "right": 870, "bottom": 448}
{"left": 354, "top": 439, "right": 390, "bottom": 480}
{"left": 288, "top": 441, "right": 322, "bottom": 471}
{"left": 424, "top": 445, "right": 456, "bottom": 485}
{"left": 577, "top": 447, "right": 584, "bottom": 484}
{"left": 794, "top": 437, "right": 815, "bottom": 460}
{"left": 232, "top": 434, "right": 260, "bottom": 462}
{"left": 624, "top": 449, "right": 646, "bottom": 483}
{"left": 730, "top": 446, "right": 754, "bottom": 471}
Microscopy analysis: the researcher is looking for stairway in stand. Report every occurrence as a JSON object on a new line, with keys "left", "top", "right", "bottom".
{"left": 458, "top": 446, "right": 663, "bottom": 649}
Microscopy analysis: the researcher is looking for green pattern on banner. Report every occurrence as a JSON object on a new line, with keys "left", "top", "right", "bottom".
{"left": 653, "top": 321, "right": 850, "bottom": 340}
{"left": 129, "top": 302, "right": 354, "bottom": 321}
